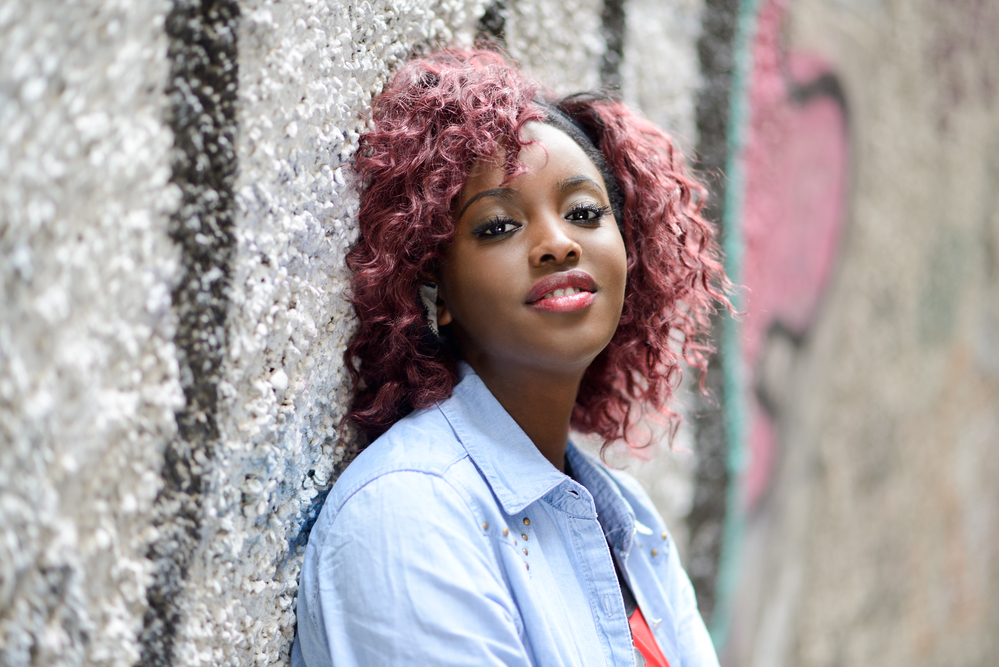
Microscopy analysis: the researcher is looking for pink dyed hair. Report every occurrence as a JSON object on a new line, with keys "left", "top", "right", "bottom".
{"left": 344, "top": 48, "right": 729, "bottom": 448}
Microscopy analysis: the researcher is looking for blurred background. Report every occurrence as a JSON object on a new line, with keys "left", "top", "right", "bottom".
{"left": 2, "top": 0, "right": 997, "bottom": 665}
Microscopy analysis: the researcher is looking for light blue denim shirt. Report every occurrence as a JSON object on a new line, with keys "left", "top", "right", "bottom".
{"left": 292, "top": 364, "right": 718, "bottom": 667}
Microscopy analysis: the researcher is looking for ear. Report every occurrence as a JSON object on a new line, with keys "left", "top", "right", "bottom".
{"left": 436, "top": 284, "right": 453, "bottom": 327}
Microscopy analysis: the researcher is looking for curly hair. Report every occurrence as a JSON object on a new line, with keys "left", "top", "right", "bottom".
{"left": 344, "top": 47, "right": 729, "bottom": 449}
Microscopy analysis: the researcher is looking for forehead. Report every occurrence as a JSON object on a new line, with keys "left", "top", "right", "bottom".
{"left": 461, "top": 122, "right": 605, "bottom": 196}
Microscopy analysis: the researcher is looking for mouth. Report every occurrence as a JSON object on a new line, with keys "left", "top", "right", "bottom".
{"left": 527, "top": 270, "right": 598, "bottom": 313}
{"left": 539, "top": 286, "right": 587, "bottom": 300}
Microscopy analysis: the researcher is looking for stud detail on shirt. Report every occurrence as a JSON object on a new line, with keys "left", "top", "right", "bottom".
{"left": 521, "top": 533, "right": 528, "bottom": 541}
{"left": 482, "top": 522, "right": 488, "bottom": 530}
{"left": 522, "top": 548, "right": 528, "bottom": 556}
{"left": 503, "top": 528, "right": 509, "bottom": 536}
{"left": 661, "top": 532, "right": 668, "bottom": 540}
{"left": 523, "top": 517, "right": 531, "bottom": 526}
{"left": 651, "top": 549, "right": 658, "bottom": 557}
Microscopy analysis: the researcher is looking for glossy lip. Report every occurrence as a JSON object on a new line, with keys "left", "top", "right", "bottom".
{"left": 526, "top": 270, "right": 598, "bottom": 313}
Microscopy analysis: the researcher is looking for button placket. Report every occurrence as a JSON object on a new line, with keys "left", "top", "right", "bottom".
{"left": 520, "top": 515, "right": 532, "bottom": 570}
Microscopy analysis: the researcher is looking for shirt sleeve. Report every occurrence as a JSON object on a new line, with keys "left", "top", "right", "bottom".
{"left": 296, "top": 470, "right": 533, "bottom": 667}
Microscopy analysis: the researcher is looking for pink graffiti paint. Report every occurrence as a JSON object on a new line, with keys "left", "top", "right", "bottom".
{"left": 740, "top": 0, "right": 849, "bottom": 510}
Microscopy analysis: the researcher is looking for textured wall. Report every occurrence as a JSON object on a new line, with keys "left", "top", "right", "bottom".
{"left": 12, "top": 1, "right": 997, "bottom": 666}
{"left": 1, "top": 1, "right": 708, "bottom": 665}
{"left": 0, "top": 2, "right": 180, "bottom": 665}
{"left": 620, "top": 0, "right": 705, "bottom": 148}
{"left": 725, "top": 0, "right": 999, "bottom": 665}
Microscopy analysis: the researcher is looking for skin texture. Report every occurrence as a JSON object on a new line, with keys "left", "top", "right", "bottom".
{"left": 439, "top": 122, "right": 628, "bottom": 470}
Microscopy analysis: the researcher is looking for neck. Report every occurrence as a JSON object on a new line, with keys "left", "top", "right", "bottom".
{"left": 464, "top": 358, "right": 583, "bottom": 472}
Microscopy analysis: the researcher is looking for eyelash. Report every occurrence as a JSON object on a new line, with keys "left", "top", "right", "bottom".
{"left": 472, "top": 204, "right": 612, "bottom": 238}
{"left": 567, "top": 203, "right": 612, "bottom": 224}
{"left": 472, "top": 217, "right": 520, "bottom": 238}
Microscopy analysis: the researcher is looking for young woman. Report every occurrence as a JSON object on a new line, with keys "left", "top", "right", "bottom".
{"left": 292, "top": 48, "right": 728, "bottom": 667}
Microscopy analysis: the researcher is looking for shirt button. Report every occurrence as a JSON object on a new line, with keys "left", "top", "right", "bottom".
{"left": 523, "top": 517, "right": 531, "bottom": 526}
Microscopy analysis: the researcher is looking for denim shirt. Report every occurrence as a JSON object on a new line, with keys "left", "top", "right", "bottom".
{"left": 292, "top": 365, "right": 718, "bottom": 667}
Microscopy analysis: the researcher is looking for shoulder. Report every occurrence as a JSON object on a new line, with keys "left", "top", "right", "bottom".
{"left": 295, "top": 412, "right": 522, "bottom": 665}
{"left": 328, "top": 404, "right": 469, "bottom": 511}
{"left": 603, "top": 466, "right": 659, "bottom": 518}
{"left": 298, "top": 405, "right": 491, "bottom": 606}
{"left": 574, "top": 447, "right": 663, "bottom": 525}
{"left": 305, "top": 402, "right": 501, "bottom": 561}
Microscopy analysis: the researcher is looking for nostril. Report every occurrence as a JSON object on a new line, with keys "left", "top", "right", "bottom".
{"left": 540, "top": 249, "right": 579, "bottom": 265}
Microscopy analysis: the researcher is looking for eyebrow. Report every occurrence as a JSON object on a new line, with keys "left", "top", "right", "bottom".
{"left": 456, "top": 175, "right": 607, "bottom": 221}
{"left": 456, "top": 187, "right": 517, "bottom": 221}
{"left": 556, "top": 175, "right": 605, "bottom": 195}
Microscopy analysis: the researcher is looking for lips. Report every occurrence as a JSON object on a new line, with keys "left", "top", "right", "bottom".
{"left": 526, "top": 270, "right": 598, "bottom": 313}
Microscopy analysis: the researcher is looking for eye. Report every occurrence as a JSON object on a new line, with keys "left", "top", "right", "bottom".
{"left": 566, "top": 204, "right": 611, "bottom": 224}
{"left": 472, "top": 217, "right": 521, "bottom": 238}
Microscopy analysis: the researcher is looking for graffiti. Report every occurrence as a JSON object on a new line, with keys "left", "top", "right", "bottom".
{"left": 739, "top": 0, "right": 849, "bottom": 513}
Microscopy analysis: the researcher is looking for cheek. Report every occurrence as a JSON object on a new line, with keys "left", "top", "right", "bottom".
{"left": 603, "top": 231, "right": 629, "bottom": 296}
{"left": 440, "top": 251, "right": 513, "bottom": 331}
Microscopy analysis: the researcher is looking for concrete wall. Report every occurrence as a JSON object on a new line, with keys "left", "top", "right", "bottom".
{"left": 5, "top": 0, "right": 997, "bottom": 665}
{"left": 1, "top": 2, "right": 180, "bottom": 664}
{"left": 726, "top": 1, "right": 999, "bottom": 666}
{"left": 0, "top": 1, "right": 706, "bottom": 664}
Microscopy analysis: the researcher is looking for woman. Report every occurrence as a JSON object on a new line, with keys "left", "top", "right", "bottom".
{"left": 293, "top": 48, "right": 728, "bottom": 667}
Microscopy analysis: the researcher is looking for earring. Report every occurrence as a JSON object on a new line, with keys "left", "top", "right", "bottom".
{"left": 419, "top": 282, "right": 440, "bottom": 337}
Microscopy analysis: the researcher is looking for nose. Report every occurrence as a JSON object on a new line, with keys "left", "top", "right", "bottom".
{"left": 528, "top": 213, "right": 582, "bottom": 266}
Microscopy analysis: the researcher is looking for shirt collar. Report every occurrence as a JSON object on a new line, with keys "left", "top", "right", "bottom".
{"left": 437, "top": 363, "right": 568, "bottom": 516}
{"left": 565, "top": 443, "right": 636, "bottom": 556}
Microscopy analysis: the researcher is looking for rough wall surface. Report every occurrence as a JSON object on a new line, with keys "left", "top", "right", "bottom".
{"left": 504, "top": 0, "right": 604, "bottom": 93}
{"left": 1, "top": 1, "right": 708, "bottom": 665}
{"left": 0, "top": 2, "right": 180, "bottom": 665}
{"left": 725, "top": 0, "right": 999, "bottom": 665}
{"left": 11, "top": 0, "right": 996, "bottom": 666}
{"left": 620, "top": 0, "right": 704, "bottom": 148}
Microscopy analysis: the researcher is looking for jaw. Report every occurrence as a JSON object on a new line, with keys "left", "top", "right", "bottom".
{"left": 453, "top": 307, "right": 620, "bottom": 384}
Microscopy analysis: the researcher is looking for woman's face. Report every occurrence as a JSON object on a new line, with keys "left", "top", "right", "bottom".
{"left": 438, "top": 121, "right": 628, "bottom": 380}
